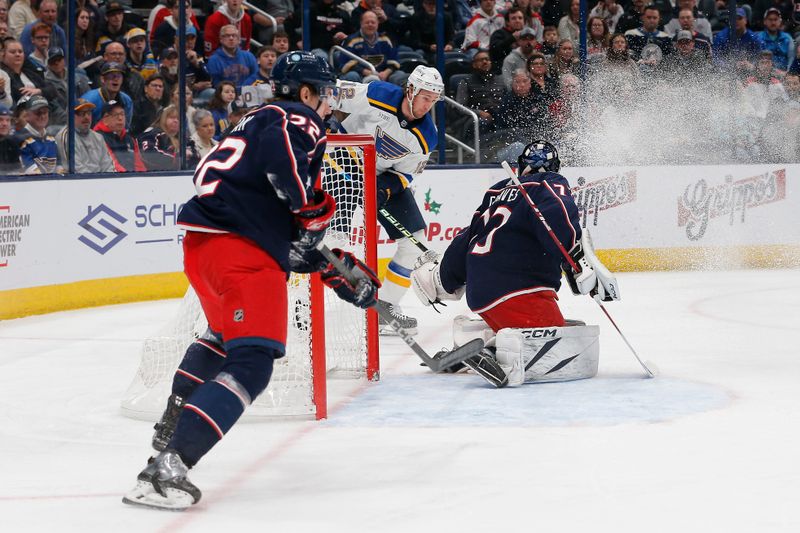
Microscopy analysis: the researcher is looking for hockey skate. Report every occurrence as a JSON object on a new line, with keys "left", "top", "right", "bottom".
{"left": 376, "top": 300, "right": 418, "bottom": 336}
{"left": 463, "top": 348, "right": 508, "bottom": 388}
{"left": 152, "top": 394, "right": 185, "bottom": 452}
{"left": 122, "top": 449, "right": 201, "bottom": 511}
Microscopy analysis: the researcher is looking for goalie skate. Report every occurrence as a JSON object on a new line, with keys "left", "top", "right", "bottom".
{"left": 376, "top": 300, "right": 418, "bottom": 336}
{"left": 463, "top": 348, "right": 508, "bottom": 388}
{"left": 152, "top": 394, "right": 185, "bottom": 452}
{"left": 122, "top": 450, "right": 201, "bottom": 511}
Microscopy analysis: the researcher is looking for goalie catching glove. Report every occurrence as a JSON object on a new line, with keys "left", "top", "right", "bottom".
{"left": 410, "top": 250, "right": 465, "bottom": 306}
{"left": 563, "top": 230, "right": 620, "bottom": 302}
{"left": 320, "top": 248, "right": 381, "bottom": 309}
{"left": 289, "top": 189, "right": 336, "bottom": 273}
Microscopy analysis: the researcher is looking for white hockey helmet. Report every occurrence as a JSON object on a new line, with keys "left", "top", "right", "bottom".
{"left": 407, "top": 66, "right": 444, "bottom": 99}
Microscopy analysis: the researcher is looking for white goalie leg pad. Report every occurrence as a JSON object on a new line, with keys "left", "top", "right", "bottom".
{"left": 495, "top": 325, "right": 600, "bottom": 384}
{"left": 452, "top": 314, "right": 495, "bottom": 348}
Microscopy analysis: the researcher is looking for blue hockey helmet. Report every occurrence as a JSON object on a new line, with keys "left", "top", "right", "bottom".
{"left": 518, "top": 140, "right": 560, "bottom": 175}
{"left": 271, "top": 51, "right": 335, "bottom": 100}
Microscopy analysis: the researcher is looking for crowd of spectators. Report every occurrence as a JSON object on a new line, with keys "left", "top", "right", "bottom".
{"left": 0, "top": 0, "right": 798, "bottom": 176}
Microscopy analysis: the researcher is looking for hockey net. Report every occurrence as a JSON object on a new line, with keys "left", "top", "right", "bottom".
{"left": 120, "top": 134, "right": 378, "bottom": 421}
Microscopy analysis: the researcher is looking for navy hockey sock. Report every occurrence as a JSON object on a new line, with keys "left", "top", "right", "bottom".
{"left": 171, "top": 337, "right": 228, "bottom": 399}
{"left": 169, "top": 346, "right": 277, "bottom": 466}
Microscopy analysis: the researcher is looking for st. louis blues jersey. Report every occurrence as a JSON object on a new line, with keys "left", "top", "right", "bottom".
{"left": 331, "top": 80, "right": 437, "bottom": 189}
{"left": 439, "top": 171, "right": 582, "bottom": 314}
{"left": 177, "top": 101, "right": 326, "bottom": 272}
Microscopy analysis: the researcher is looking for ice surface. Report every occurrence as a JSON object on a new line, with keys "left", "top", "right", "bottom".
{"left": 0, "top": 270, "right": 798, "bottom": 532}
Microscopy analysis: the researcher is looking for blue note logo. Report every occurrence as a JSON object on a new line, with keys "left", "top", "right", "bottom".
{"left": 375, "top": 127, "right": 410, "bottom": 161}
{"left": 78, "top": 204, "right": 128, "bottom": 254}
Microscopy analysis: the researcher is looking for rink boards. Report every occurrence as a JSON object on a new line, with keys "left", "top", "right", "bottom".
{"left": 1, "top": 163, "right": 798, "bottom": 318}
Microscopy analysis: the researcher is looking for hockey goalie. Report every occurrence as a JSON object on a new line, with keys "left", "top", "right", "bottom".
{"left": 410, "top": 140, "right": 621, "bottom": 388}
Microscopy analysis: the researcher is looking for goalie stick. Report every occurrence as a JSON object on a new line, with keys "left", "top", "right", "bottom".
{"left": 316, "top": 244, "right": 482, "bottom": 372}
{"left": 499, "top": 161, "right": 656, "bottom": 378}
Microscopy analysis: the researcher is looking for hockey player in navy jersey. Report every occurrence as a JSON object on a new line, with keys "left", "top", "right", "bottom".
{"left": 330, "top": 65, "right": 443, "bottom": 336}
{"left": 411, "top": 141, "right": 620, "bottom": 387}
{"left": 123, "top": 51, "right": 380, "bottom": 511}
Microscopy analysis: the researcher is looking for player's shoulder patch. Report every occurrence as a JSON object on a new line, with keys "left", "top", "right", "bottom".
{"left": 366, "top": 81, "right": 402, "bottom": 113}
{"left": 409, "top": 114, "right": 438, "bottom": 154}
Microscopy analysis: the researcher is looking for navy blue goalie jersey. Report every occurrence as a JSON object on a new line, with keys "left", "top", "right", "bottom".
{"left": 178, "top": 101, "right": 326, "bottom": 272}
{"left": 438, "top": 171, "right": 582, "bottom": 313}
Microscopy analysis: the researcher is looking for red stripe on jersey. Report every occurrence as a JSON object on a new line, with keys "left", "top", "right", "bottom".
{"left": 473, "top": 286, "right": 556, "bottom": 314}
{"left": 184, "top": 404, "right": 224, "bottom": 439}
{"left": 216, "top": 380, "right": 248, "bottom": 408}
{"left": 177, "top": 369, "right": 204, "bottom": 384}
{"left": 543, "top": 180, "right": 577, "bottom": 249}
{"left": 265, "top": 104, "right": 307, "bottom": 206}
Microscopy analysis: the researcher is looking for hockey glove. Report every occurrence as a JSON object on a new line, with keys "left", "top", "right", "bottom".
{"left": 563, "top": 231, "right": 620, "bottom": 302}
{"left": 376, "top": 171, "right": 407, "bottom": 207}
{"left": 411, "top": 249, "right": 465, "bottom": 306}
{"left": 289, "top": 189, "right": 336, "bottom": 273}
{"left": 320, "top": 248, "right": 381, "bottom": 309}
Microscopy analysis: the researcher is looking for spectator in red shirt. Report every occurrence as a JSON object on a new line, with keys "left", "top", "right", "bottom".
{"left": 204, "top": 0, "right": 252, "bottom": 58}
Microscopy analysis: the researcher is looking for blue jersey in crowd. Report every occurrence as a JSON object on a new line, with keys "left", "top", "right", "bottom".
{"left": 178, "top": 101, "right": 326, "bottom": 273}
{"left": 439, "top": 171, "right": 582, "bottom": 313}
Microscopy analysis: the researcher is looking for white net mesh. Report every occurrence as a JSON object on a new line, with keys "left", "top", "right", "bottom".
{"left": 120, "top": 139, "right": 374, "bottom": 420}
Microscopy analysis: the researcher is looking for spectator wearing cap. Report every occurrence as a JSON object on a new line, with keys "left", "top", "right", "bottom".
{"left": 204, "top": 0, "right": 253, "bottom": 58}
{"left": 95, "top": 41, "right": 144, "bottom": 102}
{"left": 174, "top": 25, "right": 212, "bottom": 95}
{"left": 713, "top": 8, "right": 763, "bottom": 73}
{"left": 96, "top": 2, "right": 136, "bottom": 53}
{"left": 157, "top": 46, "right": 180, "bottom": 99}
{"left": 13, "top": 94, "right": 60, "bottom": 174}
{"left": 55, "top": 99, "right": 115, "bottom": 173}
{"left": 489, "top": 8, "right": 527, "bottom": 72}
{"left": 80, "top": 61, "right": 133, "bottom": 128}
{"left": 667, "top": 8, "right": 712, "bottom": 59}
{"left": 502, "top": 26, "right": 540, "bottom": 88}
{"left": 0, "top": 103, "right": 21, "bottom": 173}
{"left": 125, "top": 28, "right": 158, "bottom": 81}
{"left": 26, "top": 22, "right": 51, "bottom": 69}
{"left": 7, "top": 0, "right": 35, "bottom": 40}
{"left": 206, "top": 24, "right": 257, "bottom": 89}
{"left": 751, "top": 0, "right": 795, "bottom": 32}
{"left": 756, "top": 8, "right": 794, "bottom": 72}
{"left": 152, "top": 0, "right": 201, "bottom": 60}
{"left": 131, "top": 74, "right": 166, "bottom": 136}
{"left": 662, "top": 30, "right": 713, "bottom": 75}
{"left": 20, "top": 0, "right": 65, "bottom": 56}
{"left": 43, "top": 47, "right": 89, "bottom": 129}
{"left": 93, "top": 99, "right": 145, "bottom": 172}
{"left": 1, "top": 38, "right": 45, "bottom": 102}
{"left": 149, "top": 0, "right": 201, "bottom": 50}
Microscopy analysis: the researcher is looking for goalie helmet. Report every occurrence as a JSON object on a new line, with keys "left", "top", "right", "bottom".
{"left": 518, "top": 140, "right": 560, "bottom": 175}
{"left": 407, "top": 66, "right": 444, "bottom": 99}
{"left": 271, "top": 51, "right": 335, "bottom": 99}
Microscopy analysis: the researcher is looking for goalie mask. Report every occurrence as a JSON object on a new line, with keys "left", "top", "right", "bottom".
{"left": 518, "top": 140, "right": 560, "bottom": 175}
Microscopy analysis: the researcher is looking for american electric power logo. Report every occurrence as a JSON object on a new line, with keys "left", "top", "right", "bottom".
{"left": 677, "top": 170, "right": 787, "bottom": 241}
{"left": 78, "top": 204, "right": 128, "bottom": 254}
{"left": 571, "top": 171, "right": 637, "bottom": 227}
{"left": 0, "top": 205, "right": 31, "bottom": 268}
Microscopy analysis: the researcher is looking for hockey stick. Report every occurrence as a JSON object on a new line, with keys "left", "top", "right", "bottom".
{"left": 499, "top": 161, "right": 655, "bottom": 378}
{"left": 316, "top": 244, "right": 482, "bottom": 372}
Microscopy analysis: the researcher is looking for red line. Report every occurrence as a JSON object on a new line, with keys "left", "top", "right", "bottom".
{"left": 0, "top": 205, "right": 10, "bottom": 211}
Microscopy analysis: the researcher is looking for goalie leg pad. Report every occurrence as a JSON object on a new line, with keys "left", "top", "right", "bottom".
{"left": 495, "top": 325, "right": 600, "bottom": 384}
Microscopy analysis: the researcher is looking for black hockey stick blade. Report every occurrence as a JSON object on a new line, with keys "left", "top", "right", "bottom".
{"left": 430, "top": 338, "right": 485, "bottom": 373}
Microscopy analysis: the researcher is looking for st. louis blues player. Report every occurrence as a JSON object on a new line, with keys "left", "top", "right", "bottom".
{"left": 330, "top": 65, "right": 443, "bottom": 335}
{"left": 123, "top": 51, "right": 380, "bottom": 511}
{"left": 411, "top": 141, "right": 620, "bottom": 387}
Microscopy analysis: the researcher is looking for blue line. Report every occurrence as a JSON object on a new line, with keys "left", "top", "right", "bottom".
{"left": 135, "top": 238, "right": 174, "bottom": 244}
